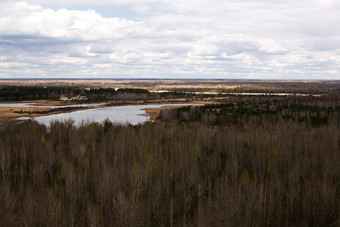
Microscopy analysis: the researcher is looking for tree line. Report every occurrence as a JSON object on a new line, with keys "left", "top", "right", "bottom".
{"left": 158, "top": 95, "right": 340, "bottom": 127}
{"left": 0, "top": 86, "right": 191, "bottom": 101}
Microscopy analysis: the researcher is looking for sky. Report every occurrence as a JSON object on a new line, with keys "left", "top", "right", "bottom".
{"left": 0, "top": 0, "right": 339, "bottom": 80}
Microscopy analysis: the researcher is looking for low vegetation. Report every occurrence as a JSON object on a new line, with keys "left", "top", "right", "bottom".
{"left": 1, "top": 96, "right": 340, "bottom": 226}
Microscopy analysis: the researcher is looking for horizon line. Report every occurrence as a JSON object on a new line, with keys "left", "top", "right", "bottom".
{"left": 0, "top": 78, "right": 339, "bottom": 82}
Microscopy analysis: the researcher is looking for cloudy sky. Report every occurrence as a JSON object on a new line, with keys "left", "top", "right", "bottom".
{"left": 0, "top": 0, "right": 339, "bottom": 79}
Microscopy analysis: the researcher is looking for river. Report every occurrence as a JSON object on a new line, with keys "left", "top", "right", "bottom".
{"left": 16, "top": 103, "right": 197, "bottom": 125}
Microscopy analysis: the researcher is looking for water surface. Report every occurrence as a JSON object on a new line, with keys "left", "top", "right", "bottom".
{"left": 0, "top": 103, "right": 36, "bottom": 107}
{"left": 0, "top": 102, "right": 102, "bottom": 108}
{"left": 19, "top": 103, "right": 197, "bottom": 125}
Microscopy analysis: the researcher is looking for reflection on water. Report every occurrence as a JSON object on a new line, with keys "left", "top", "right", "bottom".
{"left": 0, "top": 103, "right": 36, "bottom": 107}
{"left": 18, "top": 104, "right": 198, "bottom": 125}
{"left": 0, "top": 102, "right": 103, "bottom": 108}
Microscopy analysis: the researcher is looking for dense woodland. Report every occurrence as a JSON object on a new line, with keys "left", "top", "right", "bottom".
{"left": 0, "top": 86, "right": 190, "bottom": 101}
{"left": 159, "top": 95, "right": 340, "bottom": 127}
{"left": 1, "top": 96, "right": 340, "bottom": 226}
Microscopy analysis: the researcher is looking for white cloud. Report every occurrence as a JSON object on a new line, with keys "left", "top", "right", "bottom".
{"left": 0, "top": 1, "right": 143, "bottom": 40}
{"left": 0, "top": 0, "right": 339, "bottom": 79}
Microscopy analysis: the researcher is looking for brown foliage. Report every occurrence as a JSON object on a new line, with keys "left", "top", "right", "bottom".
{"left": 0, "top": 112, "right": 340, "bottom": 226}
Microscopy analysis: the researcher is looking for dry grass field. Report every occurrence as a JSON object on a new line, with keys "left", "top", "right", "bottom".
{"left": 1, "top": 79, "right": 339, "bottom": 94}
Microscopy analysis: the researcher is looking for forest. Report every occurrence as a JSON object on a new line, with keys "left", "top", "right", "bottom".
{"left": 1, "top": 95, "right": 340, "bottom": 226}
{"left": 158, "top": 95, "right": 340, "bottom": 127}
{"left": 0, "top": 86, "right": 190, "bottom": 101}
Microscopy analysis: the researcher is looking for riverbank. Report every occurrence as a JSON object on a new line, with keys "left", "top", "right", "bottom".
{"left": 0, "top": 98, "right": 215, "bottom": 122}
{"left": 143, "top": 100, "right": 214, "bottom": 121}
{"left": 0, "top": 106, "right": 99, "bottom": 122}
{"left": 0, "top": 100, "right": 103, "bottom": 122}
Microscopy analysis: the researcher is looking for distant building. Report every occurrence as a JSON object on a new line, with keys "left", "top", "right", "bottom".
{"left": 60, "top": 95, "right": 87, "bottom": 101}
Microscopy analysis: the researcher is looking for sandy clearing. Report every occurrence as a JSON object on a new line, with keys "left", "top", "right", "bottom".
{"left": 0, "top": 105, "right": 98, "bottom": 122}
{"left": 0, "top": 107, "right": 52, "bottom": 120}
